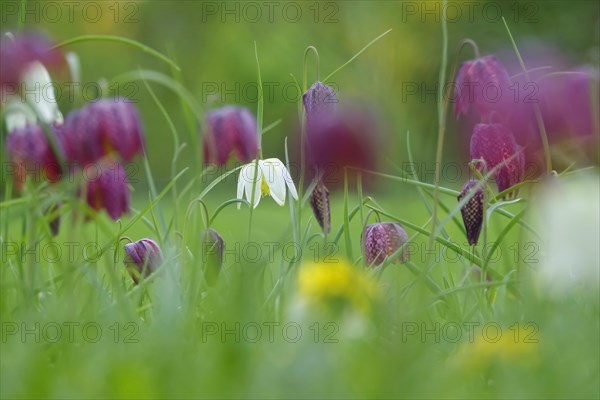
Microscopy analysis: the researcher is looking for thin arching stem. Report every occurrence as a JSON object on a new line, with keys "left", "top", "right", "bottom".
{"left": 303, "top": 46, "right": 320, "bottom": 90}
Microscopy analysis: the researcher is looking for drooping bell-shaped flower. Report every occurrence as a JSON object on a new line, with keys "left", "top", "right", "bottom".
{"left": 0, "top": 32, "right": 63, "bottom": 94}
{"left": 236, "top": 158, "right": 298, "bottom": 209}
{"left": 200, "top": 228, "right": 225, "bottom": 285}
{"left": 85, "top": 160, "right": 130, "bottom": 220}
{"left": 3, "top": 59, "right": 63, "bottom": 130}
{"left": 361, "top": 222, "right": 410, "bottom": 267}
{"left": 304, "top": 105, "right": 381, "bottom": 187}
{"left": 5, "top": 122, "right": 62, "bottom": 191}
{"left": 302, "top": 81, "right": 338, "bottom": 123}
{"left": 470, "top": 123, "right": 524, "bottom": 196}
{"left": 123, "top": 238, "right": 162, "bottom": 284}
{"left": 203, "top": 106, "right": 258, "bottom": 165}
{"left": 457, "top": 180, "right": 484, "bottom": 245}
{"left": 454, "top": 55, "right": 511, "bottom": 119}
{"left": 309, "top": 181, "right": 331, "bottom": 234}
{"left": 60, "top": 99, "right": 144, "bottom": 165}
{"left": 18, "top": 61, "right": 64, "bottom": 125}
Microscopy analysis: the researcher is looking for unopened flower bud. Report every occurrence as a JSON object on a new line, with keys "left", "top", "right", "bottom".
{"left": 302, "top": 81, "right": 337, "bottom": 123}
{"left": 200, "top": 228, "right": 225, "bottom": 286}
{"left": 458, "top": 180, "right": 484, "bottom": 246}
{"left": 310, "top": 182, "right": 331, "bottom": 234}
{"left": 123, "top": 238, "right": 162, "bottom": 284}
{"left": 361, "top": 222, "right": 410, "bottom": 267}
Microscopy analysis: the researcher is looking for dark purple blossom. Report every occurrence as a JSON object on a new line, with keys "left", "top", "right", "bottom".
{"left": 507, "top": 66, "right": 598, "bottom": 168}
{"left": 361, "top": 222, "right": 410, "bottom": 267}
{"left": 203, "top": 106, "right": 258, "bottom": 165}
{"left": 85, "top": 160, "right": 130, "bottom": 220}
{"left": 453, "top": 55, "right": 511, "bottom": 119}
{"left": 60, "top": 99, "right": 144, "bottom": 165}
{"left": 304, "top": 105, "right": 381, "bottom": 187}
{"left": 0, "top": 32, "right": 64, "bottom": 93}
{"left": 124, "top": 238, "right": 162, "bottom": 284}
{"left": 470, "top": 123, "right": 524, "bottom": 196}
{"left": 5, "top": 122, "right": 62, "bottom": 191}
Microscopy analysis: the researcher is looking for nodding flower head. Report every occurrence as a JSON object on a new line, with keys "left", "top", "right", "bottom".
{"left": 123, "top": 238, "right": 162, "bottom": 284}
{"left": 236, "top": 158, "right": 298, "bottom": 209}
{"left": 302, "top": 81, "right": 337, "bottom": 123}
{"left": 458, "top": 180, "right": 484, "bottom": 246}
{"left": 454, "top": 55, "right": 511, "bottom": 119}
{"left": 304, "top": 105, "right": 381, "bottom": 188}
{"left": 470, "top": 123, "right": 524, "bottom": 197}
{"left": 309, "top": 181, "right": 331, "bottom": 234}
{"left": 0, "top": 32, "right": 64, "bottom": 93}
{"left": 203, "top": 106, "right": 258, "bottom": 165}
{"left": 201, "top": 228, "right": 225, "bottom": 285}
{"left": 85, "top": 160, "right": 130, "bottom": 220}
{"left": 5, "top": 122, "right": 62, "bottom": 191}
{"left": 361, "top": 222, "right": 410, "bottom": 267}
{"left": 60, "top": 99, "right": 145, "bottom": 165}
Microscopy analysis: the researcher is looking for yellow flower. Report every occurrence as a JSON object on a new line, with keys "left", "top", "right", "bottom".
{"left": 297, "top": 260, "right": 379, "bottom": 315}
{"left": 451, "top": 326, "right": 539, "bottom": 372}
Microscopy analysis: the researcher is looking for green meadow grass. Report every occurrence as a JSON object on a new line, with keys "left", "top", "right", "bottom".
{"left": 1, "top": 175, "right": 598, "bottom": 399}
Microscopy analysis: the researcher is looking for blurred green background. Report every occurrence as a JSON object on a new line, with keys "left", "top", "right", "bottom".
{"left": 2, "top": 0, "right": 599, "bottom": 191}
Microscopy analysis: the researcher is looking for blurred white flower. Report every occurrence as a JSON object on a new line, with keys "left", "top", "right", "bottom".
{"left": 20, "top": 61, "right": 63, "bottom": 125}
{"left": 535, "top": 172, "right": 600, "bottom": 296}
{"left": 3, "top": 97, "right": 36, "bottom": 132}
{"left": 236, "top": 158, "right": 298, "bottom": 208}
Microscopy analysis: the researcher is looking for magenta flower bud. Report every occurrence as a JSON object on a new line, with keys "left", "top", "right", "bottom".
{"left": 302, "top": 81, "right": 337, "bottom": 123}
{"left": 310, "top": 182, "right": 331, "bottom": 234}
{"left": 60, "top": 99, "right": 144, "bottom": 165}
{"left": 203, "top": 106, "right": 258, "bottom": 165}
{"left": 1, "top": 33, "right": 64, "bottom": 93}
{"left": 5, "top": 123, "right": 62, "bottom": 191}
{"left": 454, "top": 56, "right": 511, "bottom": 119}
{"left": 85, "top": 160, "right": 130, "bottom": 220}
{"left": 124, "top": 238, "right": 162, "bottom": 284}
{"left": 470, "top": 123, "right": 524, "bottom": 196}
{"left": 200, "top": 228, "right": 225, "bottom": 285}
{"left": 361, "top": 222, "right": 410, "bottom": 267}
{"left": 457, "top": 180, "right": 484, "bottom": 246}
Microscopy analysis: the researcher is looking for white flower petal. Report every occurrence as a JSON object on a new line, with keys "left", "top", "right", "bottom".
{"left": 21, "top": 62, "right": 63, "bottom": 125}
{"left": 285, "top": 172, "right": 299, "bottom": 200}
{"left": 260, "top": 159, "right": 286, "bottom": 206}
{"left": 3, "top": 97, "right": 36, "bottom": 132}
{"left": 243, "top": 161, "right": 262, "bottom": 209}
{"left": 236, "top": 164, "right": 249, "bottom": 209}
{"left": 264, "top": 158, "right": 299, "bottom": 201}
